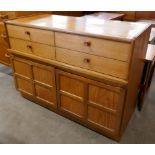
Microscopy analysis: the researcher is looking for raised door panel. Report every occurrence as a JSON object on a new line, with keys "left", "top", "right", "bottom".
{"left": 35, "top": 84, "right": 55, "bottom": 105}
{"left": 32, "top": 64, "right": 56, "bottom": 107}
{"left": 16, "top": 77, "right": 33, "bottom": 95}
{"left": 7, "top": 24, "right": 54, "bottom": 45}
{"left": 87, "top": 81, "right": 125, "bottom": 134}
{"left": 87, "top": 106, "right": 116, "bottom": 132}
{"left": 33, "top": 65, "right": 54, "bottom": 86}
{"left": 59, "top": 74, "right": 84, "bottom": 99}
{"left": 12, "top": 59, "right": 31, "bottom": 79}
{"left": 88, "top": 84, "right": 120, "bottom": 112}
{"left": 57, "top": 70, "right": 86, "bottom": 119}
{"left": 60, "top": 95, "right": 85, "bottom": 118}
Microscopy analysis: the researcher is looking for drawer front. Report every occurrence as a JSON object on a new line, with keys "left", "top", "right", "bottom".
{"left": 10, "top": 38, "right": 55, "bottom": 60}
{"left": 55, "top": 32, "right": 132, "bottom": 62}
{"left": 7, "top": 24, "right": 54, "bottom": 45}
{"left": 56, "top": 48, "right": 129, "bottom": 79}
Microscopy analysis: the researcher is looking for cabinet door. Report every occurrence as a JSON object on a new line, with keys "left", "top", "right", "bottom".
{"left": 56, "top": 70, "right": 86, "bottom": 119}
{"left": 0, "top": 22, "right": 10, "bottom": 65}
{"left": 87, "top": 82, "right": 125, "bottom": 134}
{"left": 12, "top": 57, "right": 57, "bottom": 108}
{"left": 32, "top": 64, "right": 56, "bottom": 107}
{"left": 56, "top": 69, "right": 125, "bottom": 135}
{"left": 12, "top": 58, "right": 33, "bottom": 96}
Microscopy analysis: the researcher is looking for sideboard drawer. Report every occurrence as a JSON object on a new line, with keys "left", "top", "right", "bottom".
{"left": 55, "top": 32, "right": 132, "bottom": 62}
{"left": 10, "top": 38, "right": 56, "bottom": 60}
{"left": 56, "top": 48, "right": 129, "bottom": 79}
{"left": 7, "top": 24, "right": 54, "bottom": 45}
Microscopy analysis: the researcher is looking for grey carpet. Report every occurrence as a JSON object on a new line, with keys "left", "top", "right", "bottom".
{"left": 0, "top": 73, "right": 155, "bottom": 143}
{"left": 0, "top": 64, "right": 12, "bottom": 75}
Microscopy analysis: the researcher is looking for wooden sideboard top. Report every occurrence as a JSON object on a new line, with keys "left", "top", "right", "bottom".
{"left": 6, "top": 14, "right": 151, "bottom": 42}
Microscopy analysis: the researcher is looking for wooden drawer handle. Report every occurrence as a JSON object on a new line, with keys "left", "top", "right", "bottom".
{"left": 25, "top": 31, "right": 31, "bottom": 35}
{"left": 27, "top": 45, "right": 33, "bottom": 49}
{"left": 0, "top": 14, "right": 8, "bottom": 20}
{"left": 1, "top": 33, "right": 8, "bottom": 39}
{"left": 84, "top": 41, "right": 91, "bottom": 47}
{"left": 5, "top": 53, "right": 10, "bottom": 58}
{"left": 83, "top": 58, "right": 91, "bottom": 63}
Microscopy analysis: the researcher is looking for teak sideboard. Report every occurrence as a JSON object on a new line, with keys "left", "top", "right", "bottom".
{"left": 5, "top": 14, "right": 151, "bottom": 141}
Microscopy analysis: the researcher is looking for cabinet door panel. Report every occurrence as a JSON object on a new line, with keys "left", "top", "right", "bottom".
{"left": 13, "top": 59, "right": 31, "bottom": 79}
{"left": 56, "top": 69, "right": 125, "bottom": 134}
{"left": 87, "top": 106, "right": 116, "bottom": 132}
{"left": 16, "top": 77, "right": 33, "bottom": 95}
{"left": 59, "top": 74, "right": 84, "bottom": 98}
{"left": 32, "top": 64, "right": 56, "bottom": 107}
{"left": 57, "top": 70, "right": 86, "bottom": 119}
{"left": 35, "top": 84, "right": 55, "bottom": 105}
{"left": 33, "top": 65, "right": 54, "bottom": 86}
{"left": 60, "top": 95, "right": 85, "bottom": 118}
{"left": 88, "top": 84, "right": 119, "bottom": 111}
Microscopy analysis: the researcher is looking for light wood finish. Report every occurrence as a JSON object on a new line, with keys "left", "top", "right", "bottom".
{"left": 13, "top": 59, "right": 31, "bottom": 78}
{"left": 88, "top": 84, "right": 119, "bottom": 111}
{"left": 12, "top": 57, "right": 56, "bottom": 107}
{"left": 0, "top": 11, "right": 52, "bottom": 65}
{"left": 57, "top": 71, "right": 85, "bottom": 119}
{"left": 9, "top": 49, "right": 128, "bottom": 87}
{"left": 121, "top": 27, "right": 151, "bottom": 133}
{"left": 56, "top": 47, "right": 129, "bottom": 79}
{"left": 35, "top": 84, "right": 55, "bottom": 104}
{"left": 55, "top": 32, "right": 132, "bottom": 62}
{"left": 56, "top": 70, "right": 125, "bottom": 134}
{"left": 33, "top": 65, "right": 54, "bottom": 86}
{"left": 7, "top": 24, "right": 54, "bottom": 45}
{"left": 33, "top": 64, "right": 56, "bottom": 106}
{"left": 9, "top": 38, "right": 55, "bottom": 60}
{"left": 87, "top": 106, "right": 116, "bottom": 132}
{"left": 6, "top": 14, "right": 150, "bottom": 42}
{"left": 6, "top": 14, "right": 151, "bottom": 140}
{"left": 16, "top": 77, "right": 33, "bottom": 95}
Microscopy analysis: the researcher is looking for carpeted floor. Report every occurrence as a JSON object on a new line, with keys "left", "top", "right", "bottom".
{"left": 0, "top": 65, "right": 155, "bottom": 144}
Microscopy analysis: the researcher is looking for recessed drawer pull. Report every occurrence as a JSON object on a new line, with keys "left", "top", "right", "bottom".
{"left": 84, "top": 41, "right": 91, "bottom": 47}
{"left": 83, "top": 58, "right": 91, "bottom": 63}
{"left": 27, "top": 45, "right": 33, "bottom": 50}
{"left": 25, "top": 31, "right": 31, "bottom": 35}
